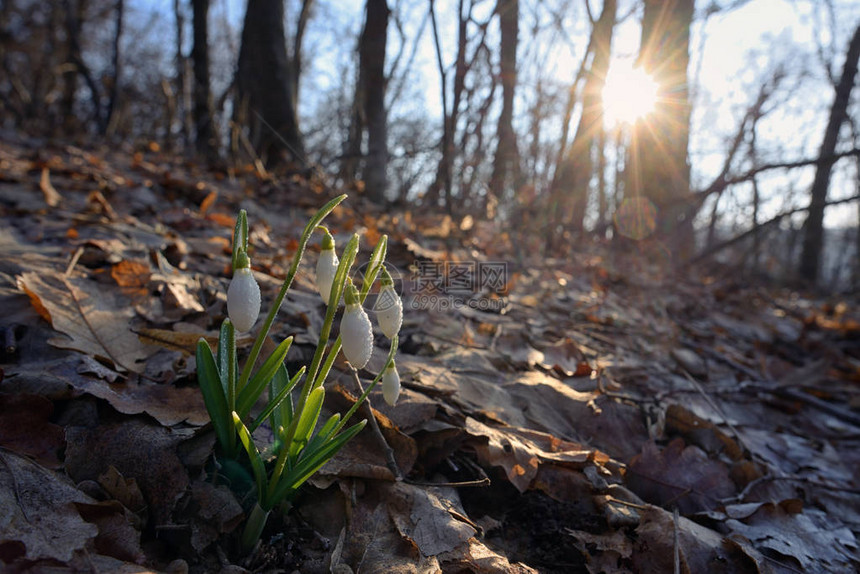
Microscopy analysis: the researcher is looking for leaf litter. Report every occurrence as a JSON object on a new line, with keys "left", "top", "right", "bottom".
{"left": 0, "top": 138, "right": 858, "bottom": 572}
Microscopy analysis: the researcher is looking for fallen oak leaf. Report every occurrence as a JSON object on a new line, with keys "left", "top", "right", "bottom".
{"left": 386, "top": 481, "right": 476, "bottom": 557}
{"left": 133, "top": 327, "right": 254, "bottom": 355}
{"left": 0, "top": 393, "right": 65, "bottom": 469}
{"left": 465, "top": 417, "right": 602, "bottom": 493}
{"left": 65, "top": 418, "right": 192, "bottom": 526}
{"left": 16, "top": 272, "right": 156, "bottom": 373}
{"left": 0, "top": 450, "right": 98, "bottom": 563}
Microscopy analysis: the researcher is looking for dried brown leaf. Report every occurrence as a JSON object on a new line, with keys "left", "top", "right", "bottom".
{"left": 387, "top": 482, "right": 476, "bottom": 557}
{"left": 0, "top": 393, "right": 64, "bottom": 468}
{"left": 16, "top": 272, "right": 156, "bottom": 373}
{"left": 65, "top": 419, "right": 191, "bottom": 525}
{"left": 626, "top": 438, "right": 736, "bottom": 513}
{"left": 0, "top": 450, "right": 97, "bottom": 562}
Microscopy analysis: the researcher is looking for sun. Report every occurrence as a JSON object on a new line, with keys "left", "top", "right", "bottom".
{"left": 602, "top": 59, "right": 659, "bottom": 127}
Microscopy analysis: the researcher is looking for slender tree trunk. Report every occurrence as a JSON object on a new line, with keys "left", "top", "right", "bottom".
{"left": 63, "top": 0, "right": 103, "bottom": 133}
{"left": 192, "top": 0, "right": 217, "bottom": 158}
{"left": 236, "top": 0, "right": 304, "bottom": 166}
{"left": 61, "top": 0, "right": 84, "bottom": 134}
{"left": 289, "top": 0, "right": 314, "bottom": 112}
{"left": 799, "top": 23, "right": 860, "bottom": 284}
{"left": 626, "top": 0, "right": 694, "bottom": 263}
{"left": 360, "top": 0, "right": 390, "bottom": 202}
{"left": 341, "top": 71, "right": 364, "bottom": 185}
{"left": 105, "top": 0, "right": 124, "bottom": 136}
{"left": 550, "top": 0, "right": 616, "bottom": 236}
{"left": 488, "top": 0, "right": 519, "bottom": 202}
{"left": 427, "top": 0, "right": 451, "bottom": 210}
{"left": 173, "top": 0, "right": 189, "bottom": 149}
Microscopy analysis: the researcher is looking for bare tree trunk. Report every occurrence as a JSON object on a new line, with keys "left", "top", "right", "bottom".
{"left": 289, "top": 0, "right": 314, "bottom": 112}
{"left": 799, "top": 23, "right": 860, "bottom": 284}
{"left": 596, "top": 124, "right": 608, "bottom": 233}
{"left": 192, "top": 0, "right": 217, "bottom": 159}
{"left": 173, "top": 0, "right": 189, "bottom": 149}
{"left": 550, "top": 0, "right": 616, "bottom": 237}
{"left": 63, "top": 0, "right": 103, "bottom": 133}
{"left": 341, "top": 75, "right": 364, "bottom": 185}
{"left": 360, "top": 0, "right": 390, "bottom": 202}
{"left": 488, "top": 0, "right": 519, "bottom": 203}
{"left": 60, "top": 0, "right": 85, "bottom": 134}
{"left": 626, "top": 0, "right": 694, "bottom": 263}
{"left": 105, "top": 0, "right": 124, "bottom": 136}
{"left": 236, "top": 0, "right": 304, "bottom": 166}
{"left": 427, "top": 0, "right": 451, "bottom": 210}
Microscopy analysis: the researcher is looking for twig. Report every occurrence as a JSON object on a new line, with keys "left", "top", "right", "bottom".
{"left": 349, "top": 367, "right": 402, "bottom": 481}
{"left": 405, "top": 477, "right": 490, "bottom": 488}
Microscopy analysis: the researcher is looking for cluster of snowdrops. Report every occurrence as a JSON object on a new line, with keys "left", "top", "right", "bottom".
{"left": 195, "top": 195, "right": 403, "bottom": 551}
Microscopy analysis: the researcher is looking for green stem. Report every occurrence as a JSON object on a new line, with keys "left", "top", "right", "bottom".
{"left": 312, "top": 236, "right": 388, "bottom": 389}
{"left": 227, "top": 325, "right": 237, "bottom": 455}
{"left": 303, "top": 234, "right": 359, "bottom": 398}
{"left": 333, "top": 336, "right": 398, "bottom": 435}
{"left": 237, "top": 194, "right": 347, "bottom": 393}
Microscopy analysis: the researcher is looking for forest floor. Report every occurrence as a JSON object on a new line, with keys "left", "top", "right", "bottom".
{"left": 0, "top": 133, "right": 859, "bottom": 573}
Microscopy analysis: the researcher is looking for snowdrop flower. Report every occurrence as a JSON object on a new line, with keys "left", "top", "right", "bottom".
{"left": 316, "top": 229, "right": 339, "bottom": 303}
{"left": 374, "top": 268, "right": 402, "bottom": 339}
{"left": 227, "top": 249, "right": 261, "bottom": 332}
{"left": 340, "top": 281, "right": 373, "bottom": 369}
{"left": 382, "top": 360, "right": 401, "bottom": 406}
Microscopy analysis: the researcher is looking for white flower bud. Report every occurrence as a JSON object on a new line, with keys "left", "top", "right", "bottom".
{"left": 374, "top": 283, "right": 402, "bottom": 339}
{"left": 316, "top": 233, "right": 339, "bottom": 303}
{"left": 227, "top": 267, "right": 261, "bottom": 332}
{"left": 341, "top": 302, "right": 373, "bottom": 369}
{"left": 382, "top": 361, "right": 401, "bottom": 406}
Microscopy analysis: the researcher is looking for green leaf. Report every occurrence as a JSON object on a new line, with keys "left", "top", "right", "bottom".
{"left": 195, "top": 338, "right": 233, "bottom": 454}
{"left": 232, "top": 411, "right": 267, "bottom": 503}
{"left": 250, "top": 365, "right": 305, "bottom": 433}
{"left": 267, "top": 363, "right": 291, "bottom": 432}
{"left": 289, "top": 385, "right": 325, "bottom": 459}
{"left": 237, "top": 336, "right": 293, "bottom": 418}
{"left": 269, "top": 420, "right": 367, "bottom": 505}
{"left": 359, "top": 235, "right": 388, "bottom": 299}
{"left": 231, "top": 210, "right": 248, "bottom": 269}
{"left": 302, "top": 413, "right": 340, "bottom": 456}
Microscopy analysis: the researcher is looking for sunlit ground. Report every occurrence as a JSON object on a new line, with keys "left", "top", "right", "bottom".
{"left": 602, "top": 59, "right": 659, "bottom": 127}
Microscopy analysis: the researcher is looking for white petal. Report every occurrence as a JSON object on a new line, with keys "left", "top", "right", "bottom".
{"left": 316, "top": 248, "right": 339, "bottom": 303}
{"left": 374, "top": 285, "right": 403, "bottom": 339}
{"left": 227, "top": 268, "right": 261, "bottom": 332}
{"left": 382, "top": 366, "right": 401, "bottom": 406}
{"left": 340, "top": 304, "right": 373, "bottom": 369}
